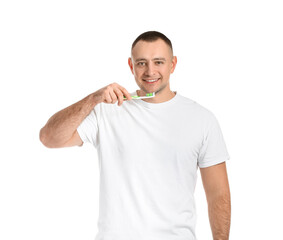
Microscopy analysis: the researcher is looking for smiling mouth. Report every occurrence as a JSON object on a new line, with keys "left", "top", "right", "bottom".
{"left": 143, "top": 78, "right": 160, "bottom": 83}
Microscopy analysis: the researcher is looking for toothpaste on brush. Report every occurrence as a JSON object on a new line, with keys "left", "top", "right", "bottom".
{"left": 123, "top": 92, "right": 155, "bottom": 100}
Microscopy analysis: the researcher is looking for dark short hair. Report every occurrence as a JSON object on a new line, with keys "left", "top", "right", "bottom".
{"left": 131, "top": 31, "right": 173, "bottom": 54}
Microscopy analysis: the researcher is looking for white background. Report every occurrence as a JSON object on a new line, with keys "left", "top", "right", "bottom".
{"left": 1, "top": 0, "right": 282, "bottom": 239}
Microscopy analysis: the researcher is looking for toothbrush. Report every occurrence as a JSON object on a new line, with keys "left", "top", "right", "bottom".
{"left": 123, "top": 92, "right": 155, "bottom": 100}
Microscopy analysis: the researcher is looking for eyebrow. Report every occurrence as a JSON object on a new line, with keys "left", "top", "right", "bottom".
{"left": 135, "top": 57, "right": 166, "bottom": 62}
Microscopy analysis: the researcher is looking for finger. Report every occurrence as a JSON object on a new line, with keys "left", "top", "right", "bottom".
{"left": 119, "top": 87, "right": 132, "bottom": 101}
{"left": 104, "top": 86, "right": 116, "bottom": 103}
{"left": 113, "top": 88, "right": 124, "bottom": 106}
{"left": 109, "top": 89, "right": 118, "bottom": 103}
{"left": 104, "top": 92, "right": 112, "bottom": 103}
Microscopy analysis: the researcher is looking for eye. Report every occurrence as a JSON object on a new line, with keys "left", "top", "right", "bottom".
{"left": 155, "top": 61, "right": 164, "bottom": 65}
{"left": 137, "top": 62, "right": 146, "bottom": 66}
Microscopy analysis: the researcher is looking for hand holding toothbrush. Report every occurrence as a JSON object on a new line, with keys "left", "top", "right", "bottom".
{"left": 93, "top": 82, "right": 155, "bottom": 106}
{"left": 93, "top": 82, "right": 132, "bottom": 106}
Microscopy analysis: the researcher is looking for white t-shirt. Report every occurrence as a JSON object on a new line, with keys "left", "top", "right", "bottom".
{"left": 77, "top": 91, "right": 230, "bottom": 240}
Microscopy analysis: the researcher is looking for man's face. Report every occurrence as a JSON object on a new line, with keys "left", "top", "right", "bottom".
{"left": 128, "top": 39, "right": 177, "bottom": 96}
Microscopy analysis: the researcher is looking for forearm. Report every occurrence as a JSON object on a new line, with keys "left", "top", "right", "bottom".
{"left": 40, "top": 93, "right": 98, "bottom": 147}
{"left": 208, "top": 193, "right": 231, "bottom": 240}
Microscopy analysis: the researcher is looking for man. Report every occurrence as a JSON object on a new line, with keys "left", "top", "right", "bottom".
{"left": 40, "top": 31, "right": 231, "bottom": 240}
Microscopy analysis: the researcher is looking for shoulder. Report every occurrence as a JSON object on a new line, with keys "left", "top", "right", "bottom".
{"left": 176, "top": 93, "right": 216, "bottom": 120}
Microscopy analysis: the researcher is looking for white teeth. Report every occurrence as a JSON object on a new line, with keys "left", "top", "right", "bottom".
{"left": 145, "top": 79, "right": 159, "bottom": 82}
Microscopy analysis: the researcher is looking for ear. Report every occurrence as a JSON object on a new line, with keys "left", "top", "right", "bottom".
{"left": 128, "top": 57, "right": 134, "bottom": 74}
{"left": 170, "top": 56, "right": 177, "bottom": 74}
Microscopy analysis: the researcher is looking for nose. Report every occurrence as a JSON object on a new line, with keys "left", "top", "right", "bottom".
{"left": 144, "top": 62, "right": 155, "bottom": 76}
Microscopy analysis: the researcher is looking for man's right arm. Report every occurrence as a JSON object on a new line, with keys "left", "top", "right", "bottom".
{"left": 39, "top": 93, "right": 98, "bottom": 148}
{"left": 39, "top": 83, "right": 132, "bottom": 148}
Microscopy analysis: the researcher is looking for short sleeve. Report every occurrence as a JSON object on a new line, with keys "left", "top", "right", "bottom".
{"left": 77, "top": 108, "right": 99, "bottom": 148}
{"left": 197, "top": 113, "right": 230, "bottom": 168}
